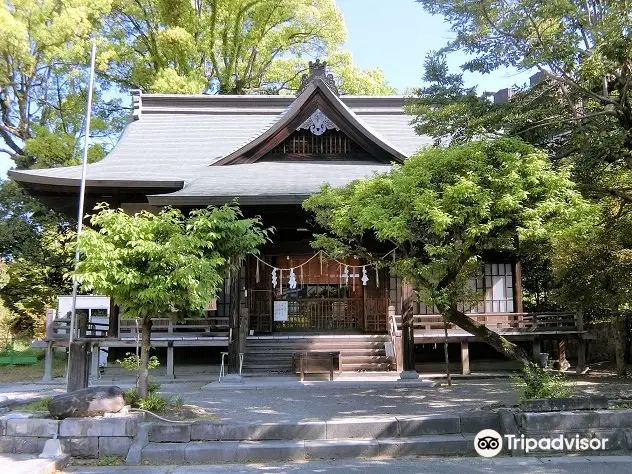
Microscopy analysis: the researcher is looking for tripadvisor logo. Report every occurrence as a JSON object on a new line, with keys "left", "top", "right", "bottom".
{"left": 474, "top": 429, "right": 608, "bottom": 457}
{"left": 474, "top": 429, "right": 503, "bottom": 457}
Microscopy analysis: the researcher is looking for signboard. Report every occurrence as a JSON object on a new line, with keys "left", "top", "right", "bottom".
{"left": 206, "top": 299, "right": 217, "bottom": 311}
{"left": 273, "top": 301, "right": 289, "bottom": 322}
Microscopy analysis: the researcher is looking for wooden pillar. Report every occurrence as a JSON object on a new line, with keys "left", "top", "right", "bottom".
{"left": 399, "top": 282, "right": 418, "bottom": 379}
{"left": 461, "top": 340, "right": 471, "bottom": 375}
{"left": 227, "top": 266, "right": 241, "bottom": 373}
{"left": 166, "top": 342, "right": 175, "bottom": 379}
{"left": 109, "top": 300, "right": 119, "bottom": 338}
{"left": 42, "top": 341, "right": 54, "bottom": 382}
{"left": 532, "top": 337, "right": 541, "bottom": 364}
{"left": 67, "top": 342, "right": 90, "bottom": 392}
{"left": 512, "top": 262, "right": 524, "bottom": 314}
{"left": 576, "top": 338, "right": 586, "bottom": 374}
{"left": 558, "top": 338, "right": 568, "bottom": 370}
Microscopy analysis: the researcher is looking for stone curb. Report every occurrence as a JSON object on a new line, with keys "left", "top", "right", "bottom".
{"left": 200, "top": 379, "right": 438, "bottom": 391}
{"left": 141, "top": 434, "right": 477, "bottom": 463}
{"left": 151, "top": 413, "right": 501, "bottom": 443}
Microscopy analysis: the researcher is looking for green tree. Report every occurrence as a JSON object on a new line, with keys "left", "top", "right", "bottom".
{"left": 104, "top": 0, "right": 393, "bottom": 94}
{"left": 412, "top": 0, "right": 632, "bottom": 371}
{"left": 413, "top": 0, "right": 632, "bottom": 201}
{"left": 74, "top": 204, "right": 268, "bottom": 396}
{"left": 553, "top": 208, "right": 632, "bottom": 375}
{"left": 304, "top": 138, "right": 592, "bottom": 366}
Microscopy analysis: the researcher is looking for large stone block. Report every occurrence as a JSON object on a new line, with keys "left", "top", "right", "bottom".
{"left": 60, "top": 437, "right": 99, "bottom": 458}
{"left": 49, "top": 386, "right": 125, "bottom": 419}
{"left": 13, "top": 436, "right": 47, "bottom": 454}
{"left": 141, "top": 442, "right": 185, "bottom": 463}
{"left": 148, "top": 424, "right": 191, "bottom": 442}
{"left": 7, "top": 418, "right": 59, "bottom": 437}
{"left": 0, "top": 436, "right": 13, "bottom": 453}
{"left": 190, "top": 423, "right": 253, "bottom": 441}
{"left": 378, "top": 434, "right": 474, "bottom": 457}
{"left": 397, "top": 414, "right": 461, "bottom": 436}
{"left": 185, "top": 442, "right": 239, "bottom": 463}
{"left": 519, "top": 412, "right": 601, "bottom": 434}
{"left": 251, "top": 422, "right": 326, "bottom": 440}
{"left": 326, "top": 418, "right": 397, "bottom": 439}
{"left": 460, "top": 413, "right": 501, "bottom": 433}
{"left": 235, "top": 440, "right": 305, "bottom": 462}
{"left": 99, "top": 436, "right": 132, "bottom": 457}
{"left": 305, "top": 439, "right": 379, "bottom": 459}
{"left": 520, "top": 397, "right": 608, "bottom": 412}
{"left": 596, "top": 410, "right": 632, "bottom": 428}
{"left": 125, "top": 423, "right": 150, "bottom": 466}
{"left": 59, "top": 416, "right": 137, "bottom": 437}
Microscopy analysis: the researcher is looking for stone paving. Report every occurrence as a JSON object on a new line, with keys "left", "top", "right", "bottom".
{"left": 2, "top": 370, "right": 632, "bottom": 425}
{"left": 62, "top": 456, "right": 632, "bottom": 474}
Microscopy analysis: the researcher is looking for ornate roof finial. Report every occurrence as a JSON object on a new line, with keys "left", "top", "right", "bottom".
{"left": 297, "top": 59, "right": 339, "bottom": 96}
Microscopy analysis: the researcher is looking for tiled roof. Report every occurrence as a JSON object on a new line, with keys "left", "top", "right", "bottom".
{"left": 9, "top": 92, "right": 432, "bottom": 200}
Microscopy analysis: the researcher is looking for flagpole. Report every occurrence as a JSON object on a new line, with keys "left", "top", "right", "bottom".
{"left": 67, "top": 41, "right": 96, "bottom": 389}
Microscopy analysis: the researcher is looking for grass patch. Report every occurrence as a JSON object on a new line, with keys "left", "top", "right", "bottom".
{"left": 15, "top": 396, "right": 51, "bottom": 412}
{"left": 96, "top": 455, "right": 125, "bottom": 466}
{"left": 0, "top": 349, "right": 66, "bottom": 383}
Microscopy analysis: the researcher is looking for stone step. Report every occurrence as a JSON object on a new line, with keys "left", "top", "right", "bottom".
{"left": 140, "top": 434, "right": 476, "bottom": 464}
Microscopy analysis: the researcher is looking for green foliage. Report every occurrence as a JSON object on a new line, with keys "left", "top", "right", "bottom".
{"left": 96, "top": 456, "right": 125, "bottom": 466}
{"left": 170, "top": 394, "right": 184, "bottom": 409}
{"left": 124, "top": 388, "right": 140, "bottom": 407}
{"left": 75, "top": 204, "right": 268, "bottom": 319}
{"left": 106, "top": 0, "right": 343, "bottom": 94}
{"left": 137, "top": 392, "right": 168, "bottom": 412}
{"left": 16, "top": 397, "right": 52, "bottom": 412}
{"left": 512, "top": 364, "right": 573, "bottom": 401}
{"left": 305, "top": 138, "right": 591, "bottom": 361}
{"left": 413, "top": 0, "right": 632, "bottom": 204}
{"left": 74, "top": 203, "right": 268, "bottom": 395}
{"left": 116, "top": 353, "right": 160, "bottom": 371}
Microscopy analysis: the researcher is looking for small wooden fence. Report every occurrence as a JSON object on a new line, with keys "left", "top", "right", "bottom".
{"left": 49, "top": 316, "right": 229, "bottom": 340}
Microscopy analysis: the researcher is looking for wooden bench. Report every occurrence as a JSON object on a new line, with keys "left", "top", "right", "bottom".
{"left": 292, "top": 351, "right": 341, "bottom": 381}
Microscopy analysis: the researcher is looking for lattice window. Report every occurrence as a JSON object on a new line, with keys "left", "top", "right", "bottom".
{"left": 265, "top": 129, "right": 364, "bottom": 157}
{"left": 390, "top": 263, "right": 515, "bottom": 314}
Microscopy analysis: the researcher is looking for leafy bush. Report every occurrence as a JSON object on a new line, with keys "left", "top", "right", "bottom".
{"left": 147, "top": 380, "right": 161, "bottom": 394}
{"left": 124, "top": 388, "right": 140, "bottom": 407}
{"left": 138, "top": 392, "right": 167, "bottom": 412}
{"left": 512, "top": 363, "right": 573, "bottom": 401}
{"left": 170, "top": 394, "right": 184, "bottom": 409}
{"left": 116, "top": 352, "right": 160, "bottom": 371}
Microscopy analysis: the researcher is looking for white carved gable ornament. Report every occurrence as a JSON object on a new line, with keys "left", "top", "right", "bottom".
{"left": 297, "top": 109, "right": 340, "bottom": 136}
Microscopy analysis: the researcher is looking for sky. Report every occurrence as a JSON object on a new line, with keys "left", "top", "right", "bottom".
{"left": 337, "top": 0, "right": 532, "bottom": 93}
{"left": 0, "top": 0, "right": 533, "bottom": 178}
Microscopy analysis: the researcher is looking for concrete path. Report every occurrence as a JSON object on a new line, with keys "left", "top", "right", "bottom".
{"left": 2, "top": 372, "right": 631, "bottom": 424}
{"left": 63, "top": 456, "right": 632, "bottom": 473}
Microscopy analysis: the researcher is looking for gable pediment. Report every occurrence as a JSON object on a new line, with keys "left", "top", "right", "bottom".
{"left": 213, "top": 78, "right": 406, "bottom": 166}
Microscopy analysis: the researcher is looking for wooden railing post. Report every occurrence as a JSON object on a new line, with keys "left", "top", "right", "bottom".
{"left": 399, "top": 283, "right": 418, "bottom": 379}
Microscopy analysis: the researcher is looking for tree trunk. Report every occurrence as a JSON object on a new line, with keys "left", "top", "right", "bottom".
{"left": 613, "top": 313, "right": 627, "bottom": 377}
{"left": 138, "top": 315, "right": 153, "bottom": 397}
{"left": 443, "top": 318, "right": 451, "bottom": 386}
{"left": 440, "top": 305, "right": 530, "bottom": 367}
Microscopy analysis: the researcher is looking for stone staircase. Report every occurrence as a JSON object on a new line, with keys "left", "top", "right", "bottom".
{"left": 134, "top": 413, "right": 500, "bottom": 464}
{"left": 242, "top": 334, "right": 395, "bottom": 374}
